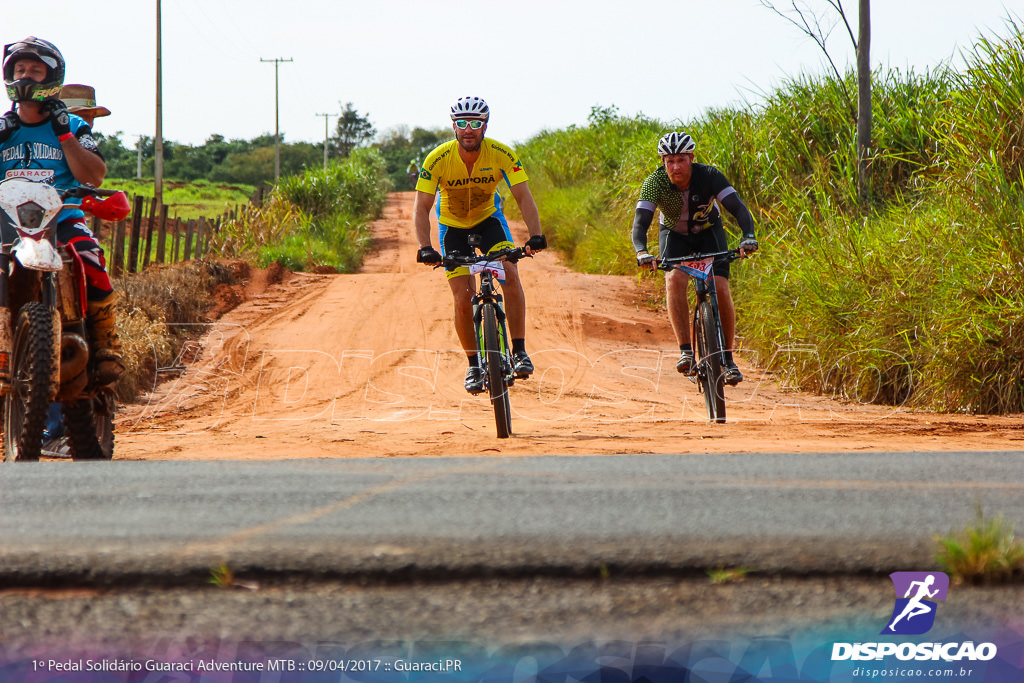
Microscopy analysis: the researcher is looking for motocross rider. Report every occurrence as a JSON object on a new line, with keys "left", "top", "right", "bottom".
{"left": 0, "top": 37, "right": 123, "bottom": 385}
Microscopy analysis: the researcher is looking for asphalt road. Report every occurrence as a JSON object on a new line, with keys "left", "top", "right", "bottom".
{"left": 2, "top": 451, "right": 1023, "bottom": 585}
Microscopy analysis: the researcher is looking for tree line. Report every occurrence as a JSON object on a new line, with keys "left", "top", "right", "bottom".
{"left": 98, "top": 102, "right": 450, "bottom": 189}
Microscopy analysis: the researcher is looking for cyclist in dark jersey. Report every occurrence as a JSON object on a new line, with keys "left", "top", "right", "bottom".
{"left": 631, "top": 132, "right": 758, "bottom": 385}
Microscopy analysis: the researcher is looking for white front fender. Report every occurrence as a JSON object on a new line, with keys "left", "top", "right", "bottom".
{"left": 12, "top": 238, "right": 62, "bottom": 272}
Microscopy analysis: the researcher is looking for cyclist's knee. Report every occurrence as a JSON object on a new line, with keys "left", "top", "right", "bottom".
{"left": 714, "top": 277, "right": 734, "bottom": 301}
{"left": 665, "top": 269, "right": 689, "bottom": 293}
{"left": 450, "top": 283, "right": 474, "bottom": 308}
{"left": 502, "top": 262, "right": 523, "bottom": 287}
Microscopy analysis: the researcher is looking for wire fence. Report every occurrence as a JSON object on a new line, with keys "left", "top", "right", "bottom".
{"left": 103, "top": 184, "right": 269, "bottom": 276}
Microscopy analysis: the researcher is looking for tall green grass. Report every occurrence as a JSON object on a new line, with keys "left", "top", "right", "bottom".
{"left": 214, "top": 147, "right": 391, "bottom": 272}
{"left": 520, "top": 19, "right": 1024, "bottom": 414}
{"left": 517, "top": 107, "right": 665, "bottom": 273}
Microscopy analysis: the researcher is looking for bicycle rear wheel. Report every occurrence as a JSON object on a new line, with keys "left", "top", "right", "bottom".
{"left": 482, "top": 304, "right": 512, "bottom": 438}
{"left": 695, "top": 300, "right": 726, "bottom": 423}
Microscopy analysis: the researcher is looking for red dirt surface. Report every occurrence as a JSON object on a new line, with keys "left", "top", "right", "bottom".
{"left": 114, "top": 193, "right": 1024, "bottom": 460}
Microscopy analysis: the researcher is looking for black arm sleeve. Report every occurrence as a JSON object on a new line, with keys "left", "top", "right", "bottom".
{"left": 631, "top": 207, "right": 655, "bottom": 253}
{"left": 76, "top": 125, "right": 105, "bottom": 161}
{"left": 721, "top": 193, "right": 755, "bottom": 239}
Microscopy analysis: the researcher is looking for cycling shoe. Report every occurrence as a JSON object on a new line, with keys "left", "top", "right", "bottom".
{"left": 512, "top": 351, "right": 534, "bottom": 378}
{"left": 465, "top": 365, "right": 486, "bottom": 394}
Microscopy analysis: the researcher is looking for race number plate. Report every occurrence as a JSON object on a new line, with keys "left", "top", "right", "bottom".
{"left": 469, "top": 261, "right": 505, "bottom": 279}
{"left": 678, "top": 257, "right": 714, "bottom": 280}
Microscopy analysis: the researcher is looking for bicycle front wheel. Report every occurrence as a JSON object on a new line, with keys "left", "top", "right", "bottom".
{"left": 695, "top": 300, "right": 726, "bottom": 423}
{"left": 481, "top": 304, "right": 512, "bottom": 438}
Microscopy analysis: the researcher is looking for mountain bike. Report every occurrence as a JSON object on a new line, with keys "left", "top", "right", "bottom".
{"left": 660, "top": 248, "right": 744, "bottom": 424}
{"left": 440, "top": 239, "right": 528, "bottom": 439}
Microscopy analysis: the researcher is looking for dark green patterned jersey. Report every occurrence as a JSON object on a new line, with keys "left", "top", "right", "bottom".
{"left": 636, "top": 164, "right": 737, "bottom": 236}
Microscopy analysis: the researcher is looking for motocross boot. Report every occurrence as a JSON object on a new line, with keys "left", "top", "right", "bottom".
{"left": 87, "top": 292, "right": 125, "bottom": 385}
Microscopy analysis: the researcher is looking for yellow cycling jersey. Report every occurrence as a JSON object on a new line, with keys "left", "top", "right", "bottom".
{"left": 415, "top": 138, "right": 529, "bottom": 228}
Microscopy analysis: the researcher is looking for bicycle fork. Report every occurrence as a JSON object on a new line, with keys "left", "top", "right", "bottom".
{"left": 691, "top": 278, "right": 728, "bottom": 384}
{"left": 473, "top": 293, "right": 513, "bottom": 387}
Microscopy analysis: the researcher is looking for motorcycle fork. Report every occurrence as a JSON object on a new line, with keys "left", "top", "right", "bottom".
{"left": 41, "top": 274, "right": 62, "bottom": 400}
{"left": 0, "top": 249, "right": 10, "bottom": 392}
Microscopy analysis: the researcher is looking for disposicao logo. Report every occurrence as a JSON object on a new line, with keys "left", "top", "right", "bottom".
{"left": 883, "top": 571, "right": 949, "bottom": 635}
{"left": 831, "top": 571, "right": 998, "bottom": 663}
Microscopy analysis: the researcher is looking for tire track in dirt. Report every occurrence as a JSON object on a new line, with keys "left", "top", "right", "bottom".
{"left": 114, "top": 192, "right": 1024, "bottom": 460}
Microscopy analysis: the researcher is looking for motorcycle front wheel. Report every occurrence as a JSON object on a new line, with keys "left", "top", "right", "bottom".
{"left": 3, "top": 303, "right": 56, "bottom": 461}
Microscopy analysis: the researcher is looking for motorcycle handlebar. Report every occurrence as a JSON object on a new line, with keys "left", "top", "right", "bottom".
{"left": 59, "top": 186, "right": 121, "bottom": 200}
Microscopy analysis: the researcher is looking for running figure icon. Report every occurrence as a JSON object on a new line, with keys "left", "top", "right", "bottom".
{"left": 882, "top": 571, "right": 949, "bottom": 635}
{"left": 888, "top": 574, "right": 939, "bottom": 631}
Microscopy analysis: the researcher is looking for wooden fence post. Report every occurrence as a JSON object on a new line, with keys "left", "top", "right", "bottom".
{"left": 198, "top": 218, "right": 208, "bottom": 257}
{"left": 142, "top": 197, "right": 157, "bottom": 270}
{"left": 156, "top": 204, "right": 168, "bottom": 264}
{"left": 184, "top": 219, "right": 195, "bottom": 261}
{"left": 107, "top": 219, "right": 118, "bottom": 270}
{"left": 127, "top": 195, "right": 144, "bottom": 273}
{"left": 109, "top": 220, "right": 126, "bottom": 277}
{"left": 172, "top": 217, "right": 181, "bottom": 264}
{"left": 193, "top": 218, "right": 203, "bottom": 259}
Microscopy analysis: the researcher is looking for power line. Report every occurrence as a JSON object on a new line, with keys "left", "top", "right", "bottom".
{"left": 260, "top": 57, "right": 293, "bottom": 182}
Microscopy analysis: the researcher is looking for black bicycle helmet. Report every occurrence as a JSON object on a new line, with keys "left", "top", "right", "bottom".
{"left": 3, "top": 37, "right": 65, "bottom": 103}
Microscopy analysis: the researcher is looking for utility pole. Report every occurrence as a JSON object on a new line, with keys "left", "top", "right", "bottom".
{"left": 154, "top": 0, "right": 164, "bottom": 207}
{"left": 260, "top": 57, "right": 292, "bottom": 183}
{"left": 856, "top": 0, "right": 872, "bottom": 207}
{"left": 316, "top": 112, "right": 338, "bottom": 170}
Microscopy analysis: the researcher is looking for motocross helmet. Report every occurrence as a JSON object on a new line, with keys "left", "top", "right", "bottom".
{"left": 450, "top": 96, "right": 489, "bottom": 121}
{"left": 657, "top": 132, "right": 696, "bottom": 156}
{"left": 3, "top": 37, "right": 65, "bottom": 103}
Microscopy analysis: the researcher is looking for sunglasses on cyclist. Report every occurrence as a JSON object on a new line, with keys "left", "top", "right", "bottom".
{"left": 454, "top": 119, "right": 485, "bottom": 130}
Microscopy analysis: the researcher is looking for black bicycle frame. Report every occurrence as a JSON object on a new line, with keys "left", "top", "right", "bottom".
{"left": 473, "top": 268, "right": 510, "bottom": 359}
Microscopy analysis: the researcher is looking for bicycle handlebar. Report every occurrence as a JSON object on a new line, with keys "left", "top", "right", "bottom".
{"left": 438, "top": 246, "right": 529, "bottom": 270}
{"left": 657, "top": 248, "right": 745, "bottom": 271}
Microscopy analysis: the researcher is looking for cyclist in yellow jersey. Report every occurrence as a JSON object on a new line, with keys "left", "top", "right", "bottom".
{"left": 414, "top": 96, "right": 546, "bottom": 394}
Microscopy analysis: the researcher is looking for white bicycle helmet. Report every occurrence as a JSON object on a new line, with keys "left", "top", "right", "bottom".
{"left": 450, "top": 96, "right": 489, "bottom": 121}
{"left": 657, "top": 132, "right": 696, "bottom": 156}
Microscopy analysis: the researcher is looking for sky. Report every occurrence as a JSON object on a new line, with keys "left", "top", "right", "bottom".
{"left": 5, "top": 0, "right": 1019, "bottom": 148}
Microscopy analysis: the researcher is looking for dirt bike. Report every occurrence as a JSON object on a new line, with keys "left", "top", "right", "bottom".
{"left": 0, "top": 178, "right": 130, "bottom": 461}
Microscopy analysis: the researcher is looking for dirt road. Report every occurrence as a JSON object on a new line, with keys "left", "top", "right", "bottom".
{"left": 115, "top": 193, "right": 1024, "bottom": 460}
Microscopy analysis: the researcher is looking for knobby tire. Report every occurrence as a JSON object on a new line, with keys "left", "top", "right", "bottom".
{"left": 63, "top": 393, "right": 114, "bottom": 461}
{"left": 696, "top": 300, "right": 726, "bottom": 424}
{"left": 3, "top": 303, "right": 55, "bottom": 461}
{"left": 482, "top": 304, "right": 512, "bottom": 439}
